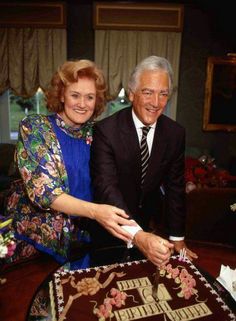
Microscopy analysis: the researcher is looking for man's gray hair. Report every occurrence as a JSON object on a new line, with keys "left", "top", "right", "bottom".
{"left": 128, "top": 56, "right": 174, "bottom": 95}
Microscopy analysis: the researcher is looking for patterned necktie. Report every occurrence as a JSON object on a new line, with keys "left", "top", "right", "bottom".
{"left": 140, "top": 126, "right": 151, "bottom": 185}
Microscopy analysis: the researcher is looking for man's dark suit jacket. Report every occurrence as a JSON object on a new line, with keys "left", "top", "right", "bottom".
{"left": 90, "top": 107, "right": 186, "bottom": 249}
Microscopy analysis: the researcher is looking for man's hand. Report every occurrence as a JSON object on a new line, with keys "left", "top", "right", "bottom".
{"left": 133, "top": 231, "right": 174, "bottom": 267}
{"left": 170, "top": 240, "right": 198, "bottom": 261}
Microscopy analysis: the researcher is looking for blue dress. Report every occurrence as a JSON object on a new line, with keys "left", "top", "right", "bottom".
{"left": 49, "top": 114, "right": 93, "bottom": 269}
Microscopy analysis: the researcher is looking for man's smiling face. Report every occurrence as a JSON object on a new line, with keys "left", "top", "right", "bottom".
{"left": 129, "top": 70, "right": 170, "bottom": 126}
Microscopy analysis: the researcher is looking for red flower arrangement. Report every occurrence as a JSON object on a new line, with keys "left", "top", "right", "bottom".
{"left": 185, "top": 155, "right": 236, "bottom": 193}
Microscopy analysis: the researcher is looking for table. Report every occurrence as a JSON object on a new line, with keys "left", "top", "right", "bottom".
{"left": 26, "top": 246, "right": 236, "bottom": 321}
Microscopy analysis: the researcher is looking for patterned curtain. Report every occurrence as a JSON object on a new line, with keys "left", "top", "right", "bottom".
{"left": 0, "top": 28, "right": 67, "bottom": 97}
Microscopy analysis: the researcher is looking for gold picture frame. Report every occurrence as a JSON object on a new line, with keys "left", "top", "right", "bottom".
{"left": 203, "top": 55, "right": 236, "bottom": 131}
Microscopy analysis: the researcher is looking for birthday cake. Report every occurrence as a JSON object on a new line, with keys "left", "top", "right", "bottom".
{"left": 50, "top": 256, "right": 236, "bottom": 321}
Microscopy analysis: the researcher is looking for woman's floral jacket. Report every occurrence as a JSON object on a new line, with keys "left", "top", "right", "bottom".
{"left": 6, "top": 114, "right": 83, "bottom": 263}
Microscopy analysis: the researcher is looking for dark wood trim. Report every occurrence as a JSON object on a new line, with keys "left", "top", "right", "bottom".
{"left": 93, "top": 2, "right": 184, "bottom": 32}
{"left": 0, "top": 2, "right": 66, "bottom": 28}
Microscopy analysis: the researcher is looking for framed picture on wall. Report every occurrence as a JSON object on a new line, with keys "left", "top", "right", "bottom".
{"left": 203, "top": 55, "right": 236, "bottom": 131}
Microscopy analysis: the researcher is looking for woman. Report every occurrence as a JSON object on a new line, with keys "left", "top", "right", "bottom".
{"left": 6, "top": 59, "right": 133, "bottom": 266}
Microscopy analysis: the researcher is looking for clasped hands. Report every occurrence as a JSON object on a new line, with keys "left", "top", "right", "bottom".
{"left": 94, "top": 206, "right": 198, "bottom": 267}
{"left": 94, "top": 207, "right": 172, "bottom": 266}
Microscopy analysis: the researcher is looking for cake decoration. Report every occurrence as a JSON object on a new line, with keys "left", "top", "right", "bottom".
{"left": 57, "top": 264, "right": 126, "bottom": 321}
{"left": 50, "top": 257, "right": 236, "bottom": 321}
{"left": 91, "top": 287, "right": 138, "bottom": 320}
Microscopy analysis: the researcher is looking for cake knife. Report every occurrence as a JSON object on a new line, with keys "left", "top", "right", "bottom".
{"left": 152, "top": 267, "right": 160, "bottom": 301}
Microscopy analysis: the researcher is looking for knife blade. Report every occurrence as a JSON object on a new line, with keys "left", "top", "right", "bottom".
{"left": 152, "top": 267, "right": 160, "bottom": 301}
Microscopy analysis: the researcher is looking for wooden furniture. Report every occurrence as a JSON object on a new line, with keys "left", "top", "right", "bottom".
{"left": 186, "top": 187, "right": 236, "bottom": 246}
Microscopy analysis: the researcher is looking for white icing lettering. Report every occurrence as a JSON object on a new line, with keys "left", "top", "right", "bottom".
{"left": 185, "top": 306, "right": 200, "bottom": 318}
{"left": 138, "top": 287, "right": 153, "bottom": 304}
{"left": 114, "top": 308, "right": 130, "bottom": 321}
{"left": 158, "top": 284, "right": 172, "bottom": 301}
{"left": 159, "top": 301, "right": 172, "bottom": 312}
{"left": 142, "top": 303, "right": 160, "bottom": 315}
{"left": 117, "top": 280, "right": 129, "bottom": 291}
{"left": 194, "top": 302, "right": 212, "bottom": 315}
{"left": 114, "top": 303, "right": 168, "bottom": 321}
{"left": 138, "top": 284, "right": 172, "bottom": 304}
{"left": 166, "top": 303, "right": 212, "bottom": 321}
{"left": 117, "top": 277, "right": 151, "bottom": 291}
{"left": 167, "top": 310, "right": 182, "bottom": 321}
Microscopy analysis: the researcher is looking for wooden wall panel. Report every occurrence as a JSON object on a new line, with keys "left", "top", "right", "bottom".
{"left": 94, "top": 2, "right": 184, "bottom": 32}
{"left": 0, "top": 2, "right": 66, "bottom": 28}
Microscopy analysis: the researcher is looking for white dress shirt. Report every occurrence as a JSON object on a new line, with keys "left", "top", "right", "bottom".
{"left": 132, "top": 110, "right": 155, "bottom": 153}
{"left": 131, "top": 110, "right": 184, "bottom": 242}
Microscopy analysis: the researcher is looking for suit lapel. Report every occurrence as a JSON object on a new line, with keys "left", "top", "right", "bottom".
{"left": 120, "top": 109, "right": 141, "bottom": 180}
{"left": 120, "top": 108, "right": 140, "bottom": 152}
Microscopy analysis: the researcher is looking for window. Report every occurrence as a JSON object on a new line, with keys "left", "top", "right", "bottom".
{"left": 1, "top": 88, "right": 129, "bottom": 143}
{"left": 100, "top": 88, "right": 131, "bottom": 120}
{"left": 0, "top": 86, "right": 174, "bottom": 143}
{"left": 0, "top": 89, "right": 48, "bottom": 143}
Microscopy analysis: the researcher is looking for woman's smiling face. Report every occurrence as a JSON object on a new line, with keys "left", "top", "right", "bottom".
{"left": 59, "top": 77, "right": 96, "bottom": 128}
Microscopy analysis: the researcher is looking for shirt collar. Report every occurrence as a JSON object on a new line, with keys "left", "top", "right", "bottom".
{"left": 132, "top": 109, "right": 156, "bottom": 130}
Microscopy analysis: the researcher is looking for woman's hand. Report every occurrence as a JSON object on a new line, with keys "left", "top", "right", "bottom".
{"left": 51, "top": 194, "right": 136, "bottom": 242}
{"left": 92, "top": 204, "right": 136, "bottom": 243}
